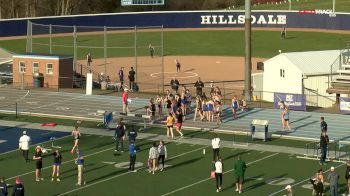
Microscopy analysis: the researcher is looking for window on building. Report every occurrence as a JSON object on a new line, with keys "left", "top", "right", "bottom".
{"left": 280, "top": 69, "right": 285, "bottom": 78}
{"left": 19, "top": 61, "right": 26, "bottom": 73}
{"left": 33, "top": 62, "right": 39, "bottom": 74}
{"left": 46, "top": 63, "right": 53, "bottom": 75}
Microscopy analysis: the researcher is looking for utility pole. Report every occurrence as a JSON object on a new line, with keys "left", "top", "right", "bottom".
{"left": 244, "top": 0, "right": 252, "bottom": 101}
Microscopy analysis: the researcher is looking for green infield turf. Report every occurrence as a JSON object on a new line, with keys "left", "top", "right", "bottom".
{"left": 1, "top": 30, "right": 349, "bottom": 59}
{"left": 1, "top": 134, "right": 347, "bottom": 195}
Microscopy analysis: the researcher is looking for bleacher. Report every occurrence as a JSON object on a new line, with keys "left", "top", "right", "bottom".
{"left": 327, "top": 47, "right": 350, "bottom": 94}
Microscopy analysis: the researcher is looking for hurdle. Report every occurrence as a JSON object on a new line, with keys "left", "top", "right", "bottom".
{"left": 296, "top": 139, "right": 346, "bottom": 163}
{"left": 333, "top": 140, "right": 350, "bottom": 162}
{"left": 119, "top": 112, "right": 151, "bottom": 130}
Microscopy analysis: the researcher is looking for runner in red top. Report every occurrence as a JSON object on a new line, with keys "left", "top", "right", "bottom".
{"left": 122, "top": 89, "right": 129, "bottom": 114}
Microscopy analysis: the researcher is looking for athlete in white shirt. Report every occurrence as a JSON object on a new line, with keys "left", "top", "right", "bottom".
{"left": 211, "top": 134, "right": 220, "bottom": 161}
{"left": 19, "top": 130, "right": 31, "bottom": 162}
{"left": 214, "top": 158, "right": 223, "bottom": 192}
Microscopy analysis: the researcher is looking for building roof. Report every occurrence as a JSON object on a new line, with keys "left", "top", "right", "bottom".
{"left": 0, "top": 47, "right": 14, "bottom": 64}
{"left": 13, "top": 53, "right": 73, "bottom": 60}
{"left": 264, "top": 50, "right": 341, "bottom": 76}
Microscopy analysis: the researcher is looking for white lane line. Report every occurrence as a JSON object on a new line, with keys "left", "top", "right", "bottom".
{"left": 161, "top": 152, "right": 279, "bottom": 196}
{"left": 57, "top": 146, "right": 208, "bottom": 196}
{"left": 29, "top": 94, "right": 86, "bottom": 110}
{"left": 267, "top": 163, "right": 346, "bottom": 196}
{"left": 16, "top": 90, "right": 29, "bottom": 102}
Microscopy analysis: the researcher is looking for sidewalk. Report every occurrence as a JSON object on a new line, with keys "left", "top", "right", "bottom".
{"left": 0, "top": 119, "right": 307, "bottom": 155}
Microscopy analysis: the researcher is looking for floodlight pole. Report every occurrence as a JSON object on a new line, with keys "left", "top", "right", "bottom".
{"left": 244, "top": 0, "right": 252, "bottom": 101}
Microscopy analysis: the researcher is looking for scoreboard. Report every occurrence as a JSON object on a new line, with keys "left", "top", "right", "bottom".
{"left": 121, "top": 0, "right": 164, "bottom": 6}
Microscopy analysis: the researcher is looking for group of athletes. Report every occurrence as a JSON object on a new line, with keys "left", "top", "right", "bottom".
{"left": 16, "top": 122, "right": 85, "bottom": 188}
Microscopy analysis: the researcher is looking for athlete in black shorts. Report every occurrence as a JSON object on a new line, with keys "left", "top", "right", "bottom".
{"left": 33, "top": 146, "right": 43, "bottom": 182}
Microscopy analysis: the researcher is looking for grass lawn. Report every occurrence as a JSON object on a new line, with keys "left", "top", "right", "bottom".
{"left": 234, "top": 0, "right": 350, "bottom": 12}
{"left": 0, "top": 135, "right": 347, "bottom": 196}
{"left": 0, "top": 30, "right": 349, "bottom": 59}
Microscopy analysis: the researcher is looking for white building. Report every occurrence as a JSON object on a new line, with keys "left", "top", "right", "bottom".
{"left": 261, "top": 50, "right": 342, "bottom": 108}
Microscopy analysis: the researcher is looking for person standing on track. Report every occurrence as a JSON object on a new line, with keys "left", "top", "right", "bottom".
{"left": 51, "top": 149, "right": 62, "bottom": 182}
{"left": 202, "top": 98, "right": 208, "bottom": 121}
{"left": 156, "top": 94, "right": 163, "bottom": 119}
{"left": 231, "top": 97, "right": 239, "bottom": 120}
{"left": 146, "top": 98, "right": 156, "bottom": 124}
{"left": 170, "top": 77, "right": 179, "bottom": 94}
{"left": 234, "top": 156, "right": 247, "bottom": 194}
{"left": 128, "top": 67, "right": 136, "bottom": 91}
{"left": 0, "top": 177, "right": 8, "bottom": 196}
{"left": 128, "top": 141, "right": 137, "bottom": 172}
{"left": 33, "top": 146, "right": 44, "bottom": 182}
{"left": 118, "top": 67, "right": 125, "bottom": 91}
{"left": 320, "top": 116, "right": 327, "bottom": 133}
{"left": 175, "top": 108, "right": 184, "bottom": 138}
{"left": 180, "top": 90, "right": 187, "bottom": 116}
{"left": 194, "top": 77, "right": 204, "bottom": 97}
{"left": 193, "top": 96, "right": 203, "bottom": 121}
{"left": 283, "top": 105, "right": 292, "bottom": 131}
{"left": 19, "top": 130, "right": 31, "bottom": 162}
{"left": 122, "top": 88, "right": 130, "bottom": 114}
{"left": 319, "top": 131, "right": 329, "bottom": 165}
{"left": 70, "top": 125, "right": 81, "bottom": 154}
{"left": 279, "top": 101, "right": 286, "bottom": 129}
{"left": 215, "top": 100, "right": 223, "bottom": 125}
{"left": 158, "top": 140, "right": 167, "bottom": 171}
{"left": 214, "top": 157, "right": 223, "bottom": 193}
{"left": 212, "top": 134, "right": 220, "bottom": 161}
{"left": 165, "top": 113, "right": 175, "bottom": 140}
{"left": 12, "top": 178, "right": 24, "bottom": 196}
{"left": 207, "top": 98, "right": 214, "bottom": 122}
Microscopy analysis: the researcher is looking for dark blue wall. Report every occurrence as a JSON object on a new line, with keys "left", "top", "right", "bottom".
{"left": 0, "top": 11, "right": 348, "bottom": 37}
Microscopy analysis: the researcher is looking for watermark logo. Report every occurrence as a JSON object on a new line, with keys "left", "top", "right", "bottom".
{"left": 298, "top": 9, "right": 336, "bottom": 17}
